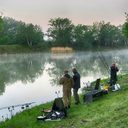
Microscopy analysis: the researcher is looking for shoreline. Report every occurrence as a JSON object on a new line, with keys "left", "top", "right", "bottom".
{"left": 0, "top": 45, "right": 128, "bottom": 54}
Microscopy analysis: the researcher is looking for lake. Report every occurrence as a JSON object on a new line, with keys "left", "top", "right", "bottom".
{"left": 0, "top": 49, "right": 128, "bottom": 121}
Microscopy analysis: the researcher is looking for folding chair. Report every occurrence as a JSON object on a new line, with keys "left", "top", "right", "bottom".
{"left": 83, "top": 78, "right": 104, "bottom": 103}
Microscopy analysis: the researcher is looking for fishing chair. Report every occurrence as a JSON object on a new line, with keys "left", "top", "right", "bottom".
{"left": 83, "top": 78, "right": 104, "bottom": 103}
{"left": 37, "top": 97, "right": 67, "bottom": 121}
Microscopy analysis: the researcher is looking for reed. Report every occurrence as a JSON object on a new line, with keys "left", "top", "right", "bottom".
{"left": 51, "top": 47, "right": 73, "bottom": 53}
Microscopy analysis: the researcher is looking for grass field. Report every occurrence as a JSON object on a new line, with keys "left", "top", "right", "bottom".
{"left": 0, "top": 75, "right": 128, "bottom": 128}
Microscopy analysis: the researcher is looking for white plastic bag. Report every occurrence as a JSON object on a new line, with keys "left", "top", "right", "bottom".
{"left": 112, "top": 84, "right": 121, "bottom": 91}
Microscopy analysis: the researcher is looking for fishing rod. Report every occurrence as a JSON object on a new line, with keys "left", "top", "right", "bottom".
{"left": 99, "top": 52, "right": 109, "bottom": 74}
{"left": 96, "top": 48, "right": 110, "bottom": 76}
{"left": 0, "top": 102, "right": 36, "bottom": 111}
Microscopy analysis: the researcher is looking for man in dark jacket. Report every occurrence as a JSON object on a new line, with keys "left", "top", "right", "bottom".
{"left": 72, "top": 68, "right": 81, "bottom": 104}
{"left": 110, "top": 63, "right": 119, "bottom": 86}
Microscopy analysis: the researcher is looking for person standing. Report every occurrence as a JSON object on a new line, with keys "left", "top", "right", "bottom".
{"left": 110, "top": 63, "right": 119, "bottom": 86}
{"left": 59, "top": 70, "right": 74, "bottom": 108}
{"left": 72, "top": 68, "right": 81, "bottom": 105}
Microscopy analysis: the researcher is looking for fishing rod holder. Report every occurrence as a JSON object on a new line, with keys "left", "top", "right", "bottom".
{"left": 0, "top": 102, "right": 36, "bottom": 122}
{"left": 21, "top": 103, "right": 30, "bottom": 110}
{"left": 55, "top": 91, "right": 60, "bottom": 98}
{"left": 8, "top": 106, "right": 15, "bottom": 118}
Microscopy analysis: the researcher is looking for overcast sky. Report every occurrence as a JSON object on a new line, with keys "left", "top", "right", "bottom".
{"left": 0, "top": 0, "right": 128, "bottom": 32}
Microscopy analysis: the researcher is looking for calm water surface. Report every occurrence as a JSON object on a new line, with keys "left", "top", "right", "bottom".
{"left": 0, "top": 49, "right": 128, "bottom": 121}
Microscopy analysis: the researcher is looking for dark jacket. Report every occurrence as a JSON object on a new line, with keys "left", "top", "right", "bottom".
{"left": 73, "top": 72, "right": 80, "bottom": 89}
{"left": 110, "top": 65, "right": 119, "bottom": 82}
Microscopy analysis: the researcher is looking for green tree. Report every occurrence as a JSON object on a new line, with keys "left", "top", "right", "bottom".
{"left": 0, "top": 17, "right": 44, "bottom": 46}
{"left": 72, "top": 24, "right": 94, "bottom": 49}
{"left": 92, "top": 21, "right": 125, "bottom": 48}
{"left": 1, "top": 17, "right": 20, "bottom": 44}
{"left": 47, "top": 17, "right": 74, "bottom": 47}
{"left": 0, "top": 16, "right": 4, "bottom": 44}
{"left": 123, "top": 13, "right": 128, "bottom": 38}
{"left": 16, "top": 23, "right": 44, "bottom": 47}
{"left": 0, "top": 16, "right": 3, "bottom": 32}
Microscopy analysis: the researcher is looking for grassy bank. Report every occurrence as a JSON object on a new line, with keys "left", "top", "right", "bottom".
{"left": 0, "top": 75, "right": 128, "bottom": 128}
{"left": 0, "top": 45, "right": 47, "bottom": 54}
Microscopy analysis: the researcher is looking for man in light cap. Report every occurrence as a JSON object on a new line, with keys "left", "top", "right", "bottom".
{"left": 59, "top": 70, "right": 74, "bottom": 108}
{"left": 72, "top": 68, "right": 81, "bottom": 104}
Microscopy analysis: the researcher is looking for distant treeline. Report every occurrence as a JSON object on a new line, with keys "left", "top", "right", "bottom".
{"left": 0, "top": 16, "right": 128, "bottom": 50}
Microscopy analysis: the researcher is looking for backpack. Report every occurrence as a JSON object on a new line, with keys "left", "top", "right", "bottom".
{"left": 37, "top": 98, "right": 67, "bottom": 121}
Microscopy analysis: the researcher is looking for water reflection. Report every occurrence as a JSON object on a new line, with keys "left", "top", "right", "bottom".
{"left": 46, "top": 53, "right": 75, "bottom": 86}
{"left": 0, "top": 50, "right": 128, "bottom": 96}
{"left": 0, "top": 50, "right": 128, "bottom": 94}
{"left": 0, "top": 53, "right": 46, "bottom": 95}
